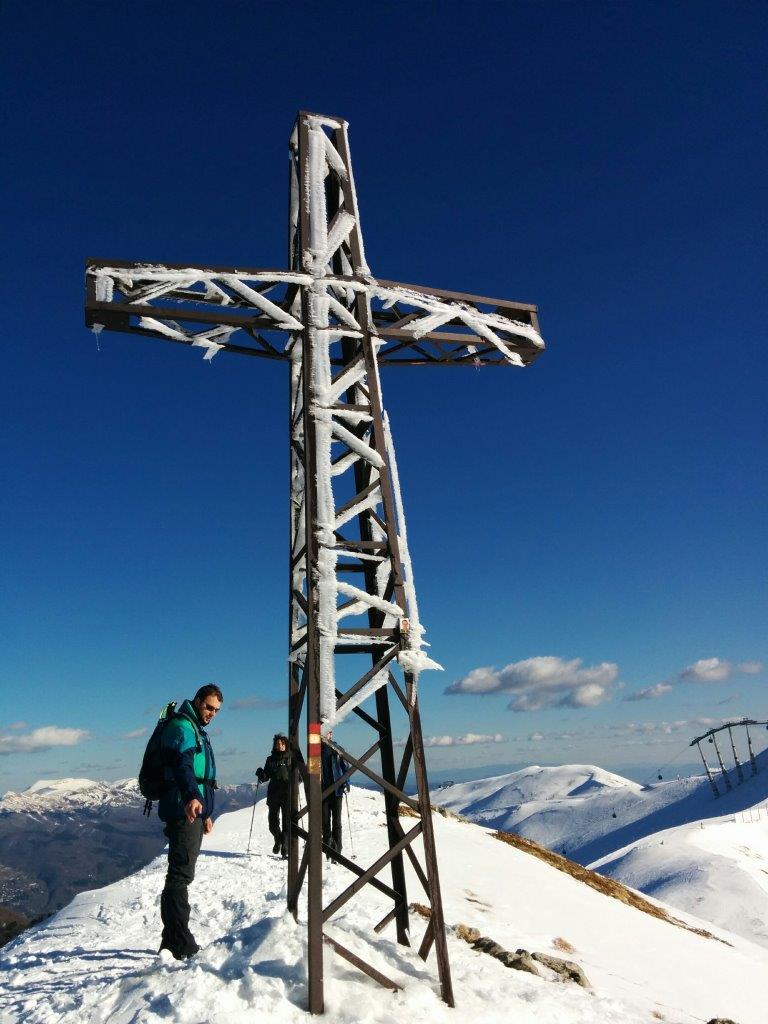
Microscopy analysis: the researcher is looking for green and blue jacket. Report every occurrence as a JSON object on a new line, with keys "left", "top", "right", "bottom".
{"left": 158, "top": 699, "right": 217, "bottom": 823}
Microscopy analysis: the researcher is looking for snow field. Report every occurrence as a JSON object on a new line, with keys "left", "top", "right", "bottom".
{"left": 434, "top": 759, "right": 768, "bottom": 951}
{"left": 1, "top": 787, "right": 765, "bottom": 1024}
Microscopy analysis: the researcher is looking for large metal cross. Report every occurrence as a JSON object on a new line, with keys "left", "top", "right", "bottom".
{"left": 85, "top": 111, "right": 544, "bottom": 1014}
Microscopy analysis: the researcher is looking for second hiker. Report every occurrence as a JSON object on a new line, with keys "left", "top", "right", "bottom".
{"left": 257, "top": 733, "right": 292, "bottom": 857}
{"left": 321, "top": 733, "right": 350, "bottom": 858}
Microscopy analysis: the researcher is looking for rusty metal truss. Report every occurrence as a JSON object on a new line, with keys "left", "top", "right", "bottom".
{"left": 84, "top": 111, "right": 545, "bottom": 1014}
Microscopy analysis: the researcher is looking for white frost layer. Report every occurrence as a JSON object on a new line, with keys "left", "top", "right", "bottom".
{"left": 309, "top": 288, "right": 339, "bottom": 721}
{"left": 398, "top": 648, "right": 443, "bottom": 676}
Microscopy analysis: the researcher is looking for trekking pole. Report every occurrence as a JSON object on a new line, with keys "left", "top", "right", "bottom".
{"left": 246, "top": 778, "right": 262, "bottom": 856}
{"left": 344, "top": 790, "right": 355, "bottom": 858}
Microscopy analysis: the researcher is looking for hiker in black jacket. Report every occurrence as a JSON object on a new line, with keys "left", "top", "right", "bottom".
{"left": 256, "top": 734, "right": 292, "bottom": 857}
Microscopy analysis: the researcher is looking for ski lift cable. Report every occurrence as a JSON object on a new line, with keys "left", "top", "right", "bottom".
{"left": 637, "top": 740, "right": 693, "bottom": 790}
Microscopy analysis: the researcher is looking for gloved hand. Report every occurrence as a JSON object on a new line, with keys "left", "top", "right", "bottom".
{"left": 256, "top": 768, "right": 265, "bottom": 782}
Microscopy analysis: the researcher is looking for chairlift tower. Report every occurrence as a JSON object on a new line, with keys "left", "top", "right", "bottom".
{"left": 84, "top": 112, "right": 545, "bottom": 1013}
{"left": 690, "top": 719, "right": 768, "bottom": 802}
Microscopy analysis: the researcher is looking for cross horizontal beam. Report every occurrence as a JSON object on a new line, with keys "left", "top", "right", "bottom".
{"left": 85, "top": 259, "right": 544, "bottom": 367}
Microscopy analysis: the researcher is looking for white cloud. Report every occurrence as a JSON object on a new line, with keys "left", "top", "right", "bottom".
{"left": 396, "top": 733, "right": 505, "bottom": 748}
{"left": 738, "top": 660, "right": 763, "bottom": 675}
{"left": 680, "top": 658, "right": 732, "bottom": 683}
{"left": 623, "top": 682, "right": 673, "bottom": 702}
{"left": 0, "top": 726, "right": 90, "bottom": 756}
{"left": 625, "top": 656, "right": 761, "bottom": 702}
{"left": 123, "top": 727, "right": 147, "bottom": 740}
{"left": 445, "top": 656, "right": 618, "bottom": 712}
{"left": 614, "top": 717, "right": 725, "bottom": 738}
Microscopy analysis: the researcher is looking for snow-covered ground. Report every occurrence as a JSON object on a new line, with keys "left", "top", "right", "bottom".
{"left": 0, "top": 787, "right": 764, "bottom": 1024}
{"left": 432, "top": 759, "right": 768, "bottom": 953}
{"left": 592, "top": 811, "right": 768, "bottom": 948}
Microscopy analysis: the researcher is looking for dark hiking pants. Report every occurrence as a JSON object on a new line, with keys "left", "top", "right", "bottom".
{"left": 160, "top": 817, "right": 204, "bottom": 956}
{"left": 322, "top": 793, "right": 343, "bottom": 854}
{"left": 267, "top": 793, "right": 289, "bottom": 849}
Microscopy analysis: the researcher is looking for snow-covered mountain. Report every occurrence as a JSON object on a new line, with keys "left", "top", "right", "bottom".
{"left": 0, "top": 777, "right": 141, "bottom": 814}
{"left": 0, "top": 789, "right": 764, "bottom": 1024}
{"left": 0, "top": 777, "right": 256, "bottom": 925}
{"left": 432, "top": 758, "right": 768, "bottom": 949}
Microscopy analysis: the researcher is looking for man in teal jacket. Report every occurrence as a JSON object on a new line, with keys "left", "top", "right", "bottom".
{"left": 158, "top": 683, "right": 222, "bottom": 960}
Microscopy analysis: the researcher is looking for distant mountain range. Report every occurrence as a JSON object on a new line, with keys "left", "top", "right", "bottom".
{"left": 0, "top": 777, "right": 256, "bottom": 941}
{"left": 431, "top": 756, "right": 768, "bottom": 948}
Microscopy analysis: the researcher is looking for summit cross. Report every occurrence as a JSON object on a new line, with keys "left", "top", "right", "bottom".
{"left": 85, "top": 110, "right": 545, "bottom": 1014}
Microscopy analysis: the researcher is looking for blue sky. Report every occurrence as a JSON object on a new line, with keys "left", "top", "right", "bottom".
{"left": 1, "top": 1, "right": 765, "bottom": 793}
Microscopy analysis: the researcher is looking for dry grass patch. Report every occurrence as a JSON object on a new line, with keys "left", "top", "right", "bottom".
{"left": 492, "top": 830, "right": 729, "bottom": 946}
{"left": 398, "top": 802, "right": 465, "bottom": 822}
{"left": 552, "top": 936, "right": 576, "bottom": 954}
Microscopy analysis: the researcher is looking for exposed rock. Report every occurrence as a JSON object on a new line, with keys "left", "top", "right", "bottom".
{"left": 504, "top": 950, "right": 542, "bottom": 976}
{"left": 531, "top": 950, "right": 590, "bottom": 988}
{"left": 473, "top": 936, "right": 508, "bottom": 959}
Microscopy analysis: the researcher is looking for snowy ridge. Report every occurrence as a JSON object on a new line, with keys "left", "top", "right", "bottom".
{"left": 0, "top": 788, "right": 764, "bottom": 1024}
{"left": 432, "top": 757, "right": 768, "bottom": 951}
{"left": 0, "top": 778, "right": 140, "bottom": 815}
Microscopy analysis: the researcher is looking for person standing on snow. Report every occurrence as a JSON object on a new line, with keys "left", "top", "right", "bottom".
{"left": 157, "top": 683, "right": 222, "bottom": 960}
{"left": 321, "top": 733, "right": 350, "bottom": 858}
{"left": 256, "top": 733, "right": 292, "bottom": 857}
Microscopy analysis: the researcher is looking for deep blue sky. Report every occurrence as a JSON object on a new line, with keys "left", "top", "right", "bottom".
{"left": 2, "top": 1, "right": 766, "bottom": 793}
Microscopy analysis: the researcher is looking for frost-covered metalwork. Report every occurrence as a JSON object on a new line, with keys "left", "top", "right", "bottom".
{"left": 85, "top": 111, "right": 545, "bottom": 1014}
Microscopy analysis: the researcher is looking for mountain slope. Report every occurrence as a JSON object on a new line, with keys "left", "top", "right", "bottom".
{"left": 432, "top": 757, "right": 768, "bottom": 949}
{"left": 433, "top": 759, "right": 768, "bottom": 863}
{"left": 0, "top": 778, "right": 255, "bottom": 921}
{"left": 591, "top": 812, "right": 768, "bottom": 948}
{"left": 0, "top": 789, "right": 764, "bottom": 1024}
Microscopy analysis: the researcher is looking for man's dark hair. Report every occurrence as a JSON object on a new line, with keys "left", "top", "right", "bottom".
{"left": 194, "top": 683, "right": 224, "bottom": 704}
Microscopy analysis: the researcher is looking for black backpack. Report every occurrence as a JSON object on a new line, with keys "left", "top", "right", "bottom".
{"left": 139, "top": 701, "right": 178, "bottom": 815}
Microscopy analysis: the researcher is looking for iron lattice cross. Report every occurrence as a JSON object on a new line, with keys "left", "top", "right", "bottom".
{"left": 85, "top": 111, "right": 545, "bottom": 1014}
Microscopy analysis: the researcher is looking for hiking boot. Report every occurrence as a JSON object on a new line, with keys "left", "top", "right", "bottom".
{"left": 159, "top": 941, "right": 199, "bottom": 961}
{"left": 272, "top": 839, "right": 281, "bottom": 854}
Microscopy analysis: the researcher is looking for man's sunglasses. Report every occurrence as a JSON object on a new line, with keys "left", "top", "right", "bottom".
{"left": 201, "top": 702, "right": 221, "bottom": 714}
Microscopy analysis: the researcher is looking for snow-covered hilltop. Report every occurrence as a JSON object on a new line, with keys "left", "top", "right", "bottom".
{"left": 0, "top": 778, "right": 140, "bottom": 815}
{"left": 0, "top": 788, "right": 764, "bottom": 1024}
{"left": 433, "top": 758, "right": 768, "bottom": 950}
{"left": 432, "top": 764, "right": 640, "bottom": 837}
